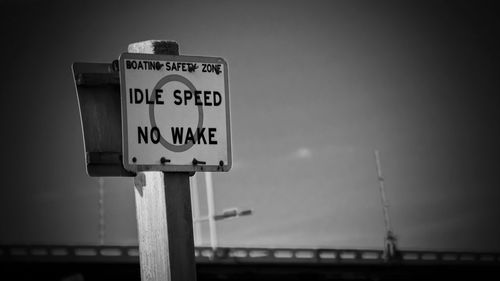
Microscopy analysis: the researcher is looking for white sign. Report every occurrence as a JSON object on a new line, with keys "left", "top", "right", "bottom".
{"left": 119, "top": 53, "right": 231, "bottom": 172}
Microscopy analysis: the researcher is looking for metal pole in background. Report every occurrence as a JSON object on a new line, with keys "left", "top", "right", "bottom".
{"left": 374, "top": 150, "right": 392, "bottom": 233}
{"left": 190, "top": 174, "right": 202, "bottom": 246}
{"left": 205, "top": 172, "right": 218, "bottom": 250}
{"left": 374, "top": 149, "right": 397, "bottom": 260}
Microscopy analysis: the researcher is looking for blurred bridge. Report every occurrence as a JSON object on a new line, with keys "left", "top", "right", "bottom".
{"left": 1, "top": 245, "right": 499, "bottom": 280}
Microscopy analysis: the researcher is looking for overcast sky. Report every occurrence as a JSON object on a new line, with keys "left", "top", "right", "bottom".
{"left": 1, "top": 0, "right": 499, "bottom": 252}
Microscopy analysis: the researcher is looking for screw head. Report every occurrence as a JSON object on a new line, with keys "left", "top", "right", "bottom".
{"left": 111, "top": 59, "right": 119, "bottom": 72}
{"left": 132, "top": 157, "right": 137, "bottom": 163}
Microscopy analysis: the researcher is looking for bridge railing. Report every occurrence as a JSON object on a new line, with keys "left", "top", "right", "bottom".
{"left": 1, "top": 245, "right": 499, "bottom": 265}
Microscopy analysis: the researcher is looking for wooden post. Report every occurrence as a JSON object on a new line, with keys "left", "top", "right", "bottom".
{"left": 132, "top": 40, "right": 197, "bottom": 281}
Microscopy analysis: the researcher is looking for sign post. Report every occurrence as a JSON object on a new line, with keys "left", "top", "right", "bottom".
{"left": 134, "top": 171, "right": 195, "bottom": 281}
{"left": 131, "top": 41, "right": 193, "bottom": 281}
{"left": 127, "top": 40, "right": 230, "bottom": 281}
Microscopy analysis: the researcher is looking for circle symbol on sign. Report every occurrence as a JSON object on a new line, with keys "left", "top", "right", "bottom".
{"left": 149, "top": 74, "right": 204, "bottom": 152}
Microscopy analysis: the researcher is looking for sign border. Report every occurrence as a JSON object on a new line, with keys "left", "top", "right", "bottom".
{"left": 119, "top": 52, "right": 232, "bottom": 172}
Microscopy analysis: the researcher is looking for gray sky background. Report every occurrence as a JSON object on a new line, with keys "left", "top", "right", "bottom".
{"left": 1, "top": 0, "right": 499, "bottom": 251}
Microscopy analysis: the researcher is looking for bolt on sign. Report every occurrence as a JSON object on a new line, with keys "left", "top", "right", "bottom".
{"left": 119, "top": 53, "right": 231, "bottom": 172}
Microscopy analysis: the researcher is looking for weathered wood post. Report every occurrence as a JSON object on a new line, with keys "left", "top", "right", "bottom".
{"left": 131, "top": 40, "right": 196, "bottom": 281}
